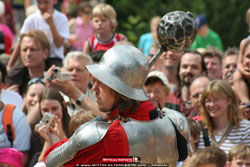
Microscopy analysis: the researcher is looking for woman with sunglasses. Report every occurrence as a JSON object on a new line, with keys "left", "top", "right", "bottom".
{"left": 22, "top": 78, "right": 45, "bottom": 129}
{"left": 198, "top": 80, "right": 250, "bottom": 154}
{"left": 22, "top": 78, "right": 45, "bottom": 130}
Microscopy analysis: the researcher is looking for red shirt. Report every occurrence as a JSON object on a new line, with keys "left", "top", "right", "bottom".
{"left": 88, "top": 33, "right": 124, "bottom": 52}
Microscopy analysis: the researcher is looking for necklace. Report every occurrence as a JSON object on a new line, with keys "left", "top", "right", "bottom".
{"left": 210, "top": 124, "right": 233, "bottom": 147}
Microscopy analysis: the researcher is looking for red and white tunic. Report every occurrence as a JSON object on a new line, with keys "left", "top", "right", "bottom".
{"left": 88, "top": 33, "right": 125, "bottom": 52}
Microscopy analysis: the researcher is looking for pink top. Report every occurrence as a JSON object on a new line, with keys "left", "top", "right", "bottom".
{"left": 0, "top": 148, "right": 23, "bottom": 167}
{"left": 71, "top": 17, "right": 94, "bottom": 50}
{"left": 0, "top": 23, "right": 14, "bottom": 43}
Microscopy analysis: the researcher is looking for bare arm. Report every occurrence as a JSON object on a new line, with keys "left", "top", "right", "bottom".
{"left": 7, "top": 43, "right": 20, "bottom": 71}
{"left": 22, "top": 152, "right": 29, "bottom": 166}
{"left": 237, "top": 38, "right": 250, "bottom": 78}
{"left": 35, "top": 124, "right": 54, "bottom": 162}
{"left": 51, "top": 79, "right": 104, "bottom": 117}
{"left": 43, "top": 11, "right": 64, "bottom": 47}
{"left": 44, "top": 66, "right": 104, "bottom": 116}
{"left": 26, "top": 103, "right": 42, "bottom": 130}
{"left": 233, "top": 70, "right": 250, "bottom": 103}
{"left": 83, "top": 40, "right": 90, "bottom": 54}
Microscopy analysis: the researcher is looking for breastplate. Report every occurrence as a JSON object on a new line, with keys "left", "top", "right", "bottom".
{"left": 46, "top": 116, "right": 180, "bottom": 167}
{"left": 121, "top": 115, "right": 178, "bottom": 167}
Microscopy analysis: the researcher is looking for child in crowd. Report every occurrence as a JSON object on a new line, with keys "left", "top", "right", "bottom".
{"left": 182, "top": 146, "right": 226, "bottom": 167}
{"left": 7, "top": 0, "right": 69, "bottom": 69}
{"left": 227, "top": 143, "right": 250, "bottom": 167}
{"left": 233, "top": 39, "right": 250, "bottom": 120}
{"left": 83, "top": 3, "right": 126, "bottom": 54}
{"left": 0, "top": 148, "right": 23, "bottom": 167}
{"left": 68, "top": 2, "right": 94, "bottom": 51}
{"left": 68, "top": 110, "right": 96, "bottom": 135}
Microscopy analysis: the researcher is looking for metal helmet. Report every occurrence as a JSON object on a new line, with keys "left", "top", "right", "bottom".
{"left": 157, "top": 11, "right": 197, "bottom": 52}
{"left": 86, "top": 45, "right": 149, "bottom": 101}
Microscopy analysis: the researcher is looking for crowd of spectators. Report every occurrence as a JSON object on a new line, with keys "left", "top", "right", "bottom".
{"left": 0, "top": 0, "right": 249, "bottom": 166}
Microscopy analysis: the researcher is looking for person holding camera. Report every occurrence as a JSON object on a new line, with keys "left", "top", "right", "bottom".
{"left": 43, "top": 45, "right": 189, "bottom": 166}
{"left": 44, "top": 51, "right": 104, "bottom": 117}
{"left": 28, "top": 87, "right": 70, "bottom": 166}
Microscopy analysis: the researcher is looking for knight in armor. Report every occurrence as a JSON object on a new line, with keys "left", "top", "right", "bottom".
{"left": 44, "top": 10, "right": 198, "bottom": 166}
{"left": 44, "top": 45, "right": 189, "bottom": 167}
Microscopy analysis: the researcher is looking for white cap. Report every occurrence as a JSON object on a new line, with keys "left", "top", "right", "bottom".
{"left": 0, "top": 1, "right": 5, "bottom": 15}
{"left": 146, "top": 70, "right": 169, "bottom": 86}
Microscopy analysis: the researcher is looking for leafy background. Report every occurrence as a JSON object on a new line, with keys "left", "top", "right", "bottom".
{"left": 106, "top": 0, "right": 250, "bottom": 51}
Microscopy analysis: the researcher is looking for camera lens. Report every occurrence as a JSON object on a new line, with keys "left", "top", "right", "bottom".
{"left": 53, "top": 68, "right": 59, "bottom": 73}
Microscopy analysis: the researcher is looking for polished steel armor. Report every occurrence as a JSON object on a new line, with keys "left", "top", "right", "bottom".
{"left": 45, "top": 10, "right": 195, "bottom": 166}
{"left": 86, "top": 45, "right": 149, "bottom": 101}
{"left": 45, "top": 118, "right": 110, "bottom": 167}
{"left": 121, "top": 115, "right": 178, "bottom": 166}
{"left": 45, "top": 113, "right": 190, "bottom": 167}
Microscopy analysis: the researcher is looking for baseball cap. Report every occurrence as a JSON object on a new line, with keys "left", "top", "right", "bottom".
{"left": 146, "top": 70, "right": 169, "bottom": 86}
{"left": 195, "top": 15, "right": 207, "bottom": 29}
{"left": 0, "top": 148, "right": 23, "bottom": 167}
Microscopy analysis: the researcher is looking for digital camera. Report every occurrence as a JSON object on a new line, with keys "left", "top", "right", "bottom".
{"left": 52, "top": 67, "right": 72, "bottom": 81}
{"left": 38, "top": 112, "right": 54, "bottom": 128}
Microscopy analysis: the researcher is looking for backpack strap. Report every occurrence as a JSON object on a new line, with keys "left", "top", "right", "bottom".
{"left": 3, "top": 104, "right": 16, "bottom": 147}
{"left": 202, "top": 128, "right": 211, "bottom": 147}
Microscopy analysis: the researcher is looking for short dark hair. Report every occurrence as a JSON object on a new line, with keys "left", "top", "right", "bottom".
{"left": 224, "top": 47, "right": 239, "bottom": 57}
{"left": 202, "top": 47, "right": 223, "bottom": 65}
{"left": 79, "top": 2, "right": 93, "bottom": 13}
{"left": 183, "top": 50, "right": 207, "bottom": 74}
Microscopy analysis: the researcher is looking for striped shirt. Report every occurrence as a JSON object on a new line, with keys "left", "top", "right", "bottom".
{"left": 198, "top": 119, "right": 250, "bottom": 154}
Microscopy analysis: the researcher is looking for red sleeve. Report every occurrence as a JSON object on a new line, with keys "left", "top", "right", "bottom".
{"left": 44, "top": 120, "right": 129, "bottom": 167}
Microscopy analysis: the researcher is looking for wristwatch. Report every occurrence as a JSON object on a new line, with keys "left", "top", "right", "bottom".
{"left": 76, "top": 93, "right": 86, "bottom": 106}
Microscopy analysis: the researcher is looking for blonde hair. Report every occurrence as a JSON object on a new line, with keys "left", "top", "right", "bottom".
{"left": 69, "top": 110, "right": 96, "bottom": 135}
{"left": 228, "top": 143, "right": 250, "bottom": 162}
{"left": 92, "top": 3, "right": 117, "bottom": 32}
{"left": 20, "top": 30, "right": 50, "bottom": 53}
{"left": 200, "top": 80, "right": 240, "bottom": 133}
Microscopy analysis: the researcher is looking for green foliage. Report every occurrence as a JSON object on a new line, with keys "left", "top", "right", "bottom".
{"left": 107, "top": 0, "right": 250, "bottom": 50}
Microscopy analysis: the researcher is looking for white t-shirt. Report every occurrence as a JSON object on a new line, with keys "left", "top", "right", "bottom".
{"left": 20, "top": 10, "right": 70, "bottom": 60}
{"left": 0, "top": 103, "right": 31, "bottom": 151}
{"left": 1, "top": 89, "right": 23, "bottom": 111}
